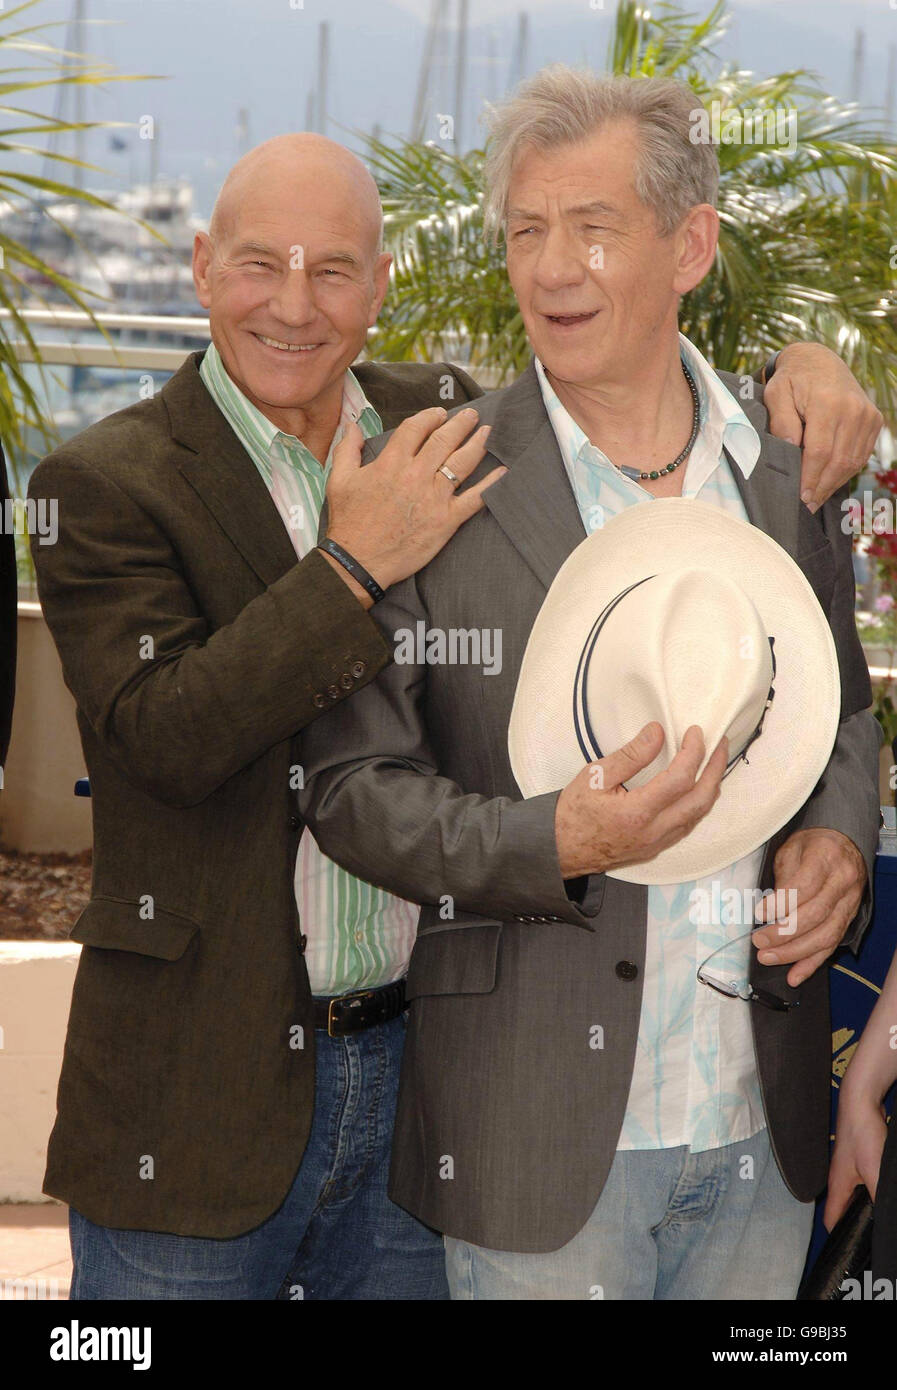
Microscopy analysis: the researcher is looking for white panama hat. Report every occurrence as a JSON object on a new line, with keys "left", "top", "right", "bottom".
{"left": 508, "top": 498, "right": 840, "bottom": 884}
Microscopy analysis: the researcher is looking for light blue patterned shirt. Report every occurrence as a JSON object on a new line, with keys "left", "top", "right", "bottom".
{"left": 536, "top": 334, "right": 769, "bottom": 1153}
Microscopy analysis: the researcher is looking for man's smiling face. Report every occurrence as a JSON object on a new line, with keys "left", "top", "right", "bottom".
{"left": 505, "top": 118, "right": 686, "bottom": 390}
{"left": 193, "top": 136, "right": 390, "bottom": 433}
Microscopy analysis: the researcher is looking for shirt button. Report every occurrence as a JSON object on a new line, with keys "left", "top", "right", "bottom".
{"left": 355, "top": 929, "right": 364, "bottom": 943}
{"left": 615, "top": 960, "right": 639, "bottom": 981}
{"left": 339, "top": 672, "right": 353, "bottom": 690}
{"left": 312, "top": 693, "right": 327, "bottom": 709}
{"left": 351, "top": 660, "right": 366, "bottom": 679}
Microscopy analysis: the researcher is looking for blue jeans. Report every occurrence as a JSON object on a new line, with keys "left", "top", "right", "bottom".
{"left": 69, "top": 1014, "right": 448, "bottom": 1300}
{"left": 445, "top": 1127, "right": 814, "bottom": 1300}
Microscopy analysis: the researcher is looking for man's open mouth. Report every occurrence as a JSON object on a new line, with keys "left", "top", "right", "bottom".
{"left": 543, "top": 311, "right": 599, "bottom": 327}
{"left": 254, "top": 333, "right": 322, "bottom": 352}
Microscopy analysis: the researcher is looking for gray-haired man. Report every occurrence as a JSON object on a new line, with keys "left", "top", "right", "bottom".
{"left": 299, "top": 69, "right": 881, "bottom": 1300}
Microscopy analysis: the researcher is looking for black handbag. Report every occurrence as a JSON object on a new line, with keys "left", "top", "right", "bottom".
{"left": 797, "top": 1186, "right": 874, "bottom": 1300}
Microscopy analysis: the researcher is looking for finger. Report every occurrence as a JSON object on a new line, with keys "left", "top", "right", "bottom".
{"left": 816, "top": 405, "right": 870, "bottom": 496}
{"left": 647, "top": 734, "right": 728, "bottom": 845}
{"left": 640, "top": 726, "right": 726, "bottom": 824}
{"left": 381, "top": 406, "right": 450, "bottom": 468}
{"left": 785, "top": 943, "right": 838, "bottom": 988}
{"left": 764, "top": 379, "right": 804, "bottom": 450}
{"left": 753, "top": 889, "right": 832, "bottom": 947}
{"left": 328, "top": 420, "right": 364, "bottom": 482}
{"left": 754, "top": 841, "right": 855, "bottom": 940}
{"left": 796, "top": 411, "right": 832, "bottom": 508}
{"left": 861, "top": 410, "right": 885, "bottom": 470}
{"left": 806, "top": 459, "right": 845, "bottom": 509}
{"left": 755, "top": 904, "right": 852, "bottom": 972}
{"left": 753, "top": 872, "right": 841, "bottom": 945}
{"left": 594, "top": 721, "right": 666, "bottom": 792}
{"left": 774, "top": 844, "right": 830, "bottom": 903}
{"left": 632, "top": 724, "right": 706, "bottom": 806}
{"left": 437, "top": 423, "right": 493, "bottom": 488}
{"left": 452, "top": 465, "right": 508, "bottom": 520}
{"left": 416, "top": 407, "right": 483, "bottom": 470}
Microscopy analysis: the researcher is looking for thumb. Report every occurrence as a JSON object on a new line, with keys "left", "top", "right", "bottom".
{"left": 329, "top": 420, "right": 364, "bottom": 484}
{"left": 597, "top": 721, "right": 665, "bottom": 791}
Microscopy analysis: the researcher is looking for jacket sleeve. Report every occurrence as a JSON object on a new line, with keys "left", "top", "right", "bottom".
{"left": 28, "top": 451, "right": 391, "bottom": 808}
{"left": 448, "top": 363, "right": 486, "bottom": 403}
{"left": 784, "top": 482, "right": 882, "bottom": 954}
{"left": 297, "top": 559, "right": 603, "bottom": 931}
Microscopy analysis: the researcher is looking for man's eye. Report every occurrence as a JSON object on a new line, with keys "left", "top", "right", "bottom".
{"left": 318, "top": 268, "right": 343, "bottom": 277}
{"left": 248, "top": 260, "right": 272, "bottom": 270}
{"left": 513, "top": 227, "right": 536, "bottom": 238}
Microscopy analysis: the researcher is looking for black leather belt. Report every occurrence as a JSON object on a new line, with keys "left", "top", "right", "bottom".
{"left": 313, "top": 978, "right": 406, "bottom": 1037}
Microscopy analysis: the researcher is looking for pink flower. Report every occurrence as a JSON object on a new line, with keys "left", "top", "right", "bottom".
{"left": 875, "top": 594, "right": 896, "bottom": 613}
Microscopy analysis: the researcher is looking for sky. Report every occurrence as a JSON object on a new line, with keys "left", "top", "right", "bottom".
{"left": 8, "top": 0, "right": 896, "bottom": 218}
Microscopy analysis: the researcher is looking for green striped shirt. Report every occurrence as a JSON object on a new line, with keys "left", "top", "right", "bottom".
{"left": 199, "top": 342, "right": 420, "bottom": 995}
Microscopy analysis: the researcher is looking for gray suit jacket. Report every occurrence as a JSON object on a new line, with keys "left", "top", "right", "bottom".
{"left": 300, "top": 361, "right": 881, "bottom": 1253}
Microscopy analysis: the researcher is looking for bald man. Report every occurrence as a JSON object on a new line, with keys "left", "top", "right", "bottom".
{"left": 28, "top": 132, "right": 881, "bottom": 1301}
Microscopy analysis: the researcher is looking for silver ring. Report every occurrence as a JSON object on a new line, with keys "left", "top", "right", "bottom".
{"left": 437, "top": 463, "right": 460, "bottom": 488}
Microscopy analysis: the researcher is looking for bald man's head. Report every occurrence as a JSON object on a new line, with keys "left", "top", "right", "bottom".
{"left": 192, "top": 131, "right": 392, "bottom": 436}
{"left": 208, "top": 133, "right": 383, "bottom": 254}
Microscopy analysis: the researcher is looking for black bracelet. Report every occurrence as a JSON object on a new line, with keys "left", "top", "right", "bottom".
{"left": 317, "top": 537, "right": 385, "bottom": 604}
{"left": 763, "top": 349, "right": 781, "bottom": 385}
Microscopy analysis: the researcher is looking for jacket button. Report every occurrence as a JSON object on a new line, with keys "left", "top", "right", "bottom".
{"left": 298, "top": 933, "right": 307, "bottom": 952}
{"left": 351, "top": 660, "right": 366, "bottom": 679}
{"left": 312, "top": 693, "right": 327, "bottom": 708}
{"left": 327, "top": 684, "right": 340, "bottom": 700}
{"left": 289, "top": 814, "right": 302, "bottom": 831}
{"left": 340, "top": 672, "right": 353, "bottom": 690}
{"left": 616, "top": 960, "right": 638, "bottom": 981}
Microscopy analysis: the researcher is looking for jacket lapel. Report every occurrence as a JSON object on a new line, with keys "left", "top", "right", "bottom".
{"left": 479, "top": 361, "right": 587, "bottom": 591}
{"left": 163, "top": 352, "right": 299, "bottom": 589}
{"left": 725, "top": 394, "right": 801, "bottom": 559}
{"left": 480, "top": 364, "right": 803, "bottom": 589}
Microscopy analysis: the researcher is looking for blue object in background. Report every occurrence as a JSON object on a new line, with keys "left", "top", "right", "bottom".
{"left": 804, "top": 832, "right": 897, "bottom": 1273}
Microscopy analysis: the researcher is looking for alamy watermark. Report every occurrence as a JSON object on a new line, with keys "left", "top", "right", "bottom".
{"left": 1, "top": 496, "right": 58, "bottom": 546}
{"left": 394, "top": 621, "right": 502, "bottom": 676}
{"left": 690, "top": 100, "right": 798, "bottom": 155}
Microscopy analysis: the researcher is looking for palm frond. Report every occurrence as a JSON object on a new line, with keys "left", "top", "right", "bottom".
{"left": 0, "top": 0, "right": 159, "bottom": 492}
{"left": 365, "top": 0, "right": 897, "bottom": 418}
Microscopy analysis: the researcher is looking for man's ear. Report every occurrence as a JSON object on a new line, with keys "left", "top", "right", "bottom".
{"left": 368, "top": 251, "right": 393, "bottom": 327}
{"left": 193, "top": 231, "right": 213, "bottom": 309}
{"left": 672, "top": 204, "right": 719, "bottom": 297}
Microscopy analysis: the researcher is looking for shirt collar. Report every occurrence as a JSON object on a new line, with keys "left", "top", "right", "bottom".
{"left": 534, "top": 332, "right": 761, "bottom": 480}
{"left": 198, "top": 341, "right": 381, "bottom": 464}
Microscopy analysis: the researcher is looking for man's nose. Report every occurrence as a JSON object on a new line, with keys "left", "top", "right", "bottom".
{"left": 270, "top": 269, "right": 317, "bottom": 325}
{"left": 532, "top": 226, "right": 587, "bottom": 290}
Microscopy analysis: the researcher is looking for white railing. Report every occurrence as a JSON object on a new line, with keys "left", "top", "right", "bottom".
{"left": 0, "top": 306, "right": 211, "bottom": 371}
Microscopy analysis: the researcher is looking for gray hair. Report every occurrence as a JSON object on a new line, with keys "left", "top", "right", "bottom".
{"left": 483, "top": 66, "right": 719, "bottom": 240}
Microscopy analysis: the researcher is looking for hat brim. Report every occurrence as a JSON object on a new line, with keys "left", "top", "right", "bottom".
{"left": 508, "top": 498, "right": 840, "bottom": 885}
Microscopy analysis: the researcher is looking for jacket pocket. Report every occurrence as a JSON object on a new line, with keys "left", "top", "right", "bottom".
{"left": 69, "top": 896, "right": 199, "bottom": 961}
{"left": 417, "top": 904, "right": 503, "bottom": 936}
{"left": 406, "top": 922, "right": 502, "bottom": 1000}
